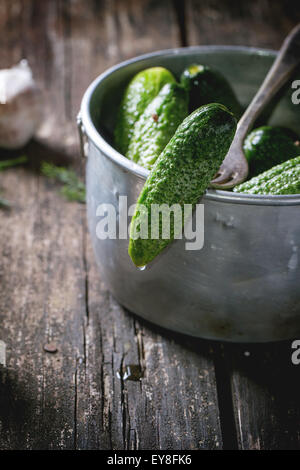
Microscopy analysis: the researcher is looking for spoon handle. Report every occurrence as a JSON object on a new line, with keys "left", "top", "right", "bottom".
{"left": 236, "top": 23, "right": 300, "bottom": 141}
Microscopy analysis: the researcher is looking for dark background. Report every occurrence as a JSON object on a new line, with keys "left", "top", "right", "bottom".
{"left": 0, "top": 0, "right": 299, "bottom": 450}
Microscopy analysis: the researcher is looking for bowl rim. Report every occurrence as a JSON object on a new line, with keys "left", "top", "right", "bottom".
{"left": 80, "top": 45, "right": 300, "bottom": 206}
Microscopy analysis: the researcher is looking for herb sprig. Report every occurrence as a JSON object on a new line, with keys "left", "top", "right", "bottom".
{"left": 0, "top": 155, "right": 28, "bottom": 171}
{"left": 41, "top": 162, "right": 86, "bottom": 203}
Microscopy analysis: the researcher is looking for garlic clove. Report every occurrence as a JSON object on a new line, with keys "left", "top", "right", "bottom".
{"left": 0, "top": 60, "right": 42, "bottom": 149}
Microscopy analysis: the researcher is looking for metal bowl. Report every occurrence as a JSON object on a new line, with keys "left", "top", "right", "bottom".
{"left": 79, "top": 46, "right": 300, "bottom": 342}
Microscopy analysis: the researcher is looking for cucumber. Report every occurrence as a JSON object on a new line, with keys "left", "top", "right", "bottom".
{"left": 128, "top": 103, "right": 237, "bottom": 267}
{"left": 114, "top": 67, "right": 176, "bottom": 155}
{"left": 181, "top": 64, "right": 242, "bottom": 118}
{"left": 233, "top": 156, "right": 300, "bottom": 195}
{"left": 243, "top": 126, "right": 299, "bottom": 177}
{"left": 126, "top": 83, "right": 188, "bottom": 169}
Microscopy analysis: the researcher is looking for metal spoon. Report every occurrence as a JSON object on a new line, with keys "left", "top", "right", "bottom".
{"left": 210, "top": 23, "right": 300, "bottom": 189}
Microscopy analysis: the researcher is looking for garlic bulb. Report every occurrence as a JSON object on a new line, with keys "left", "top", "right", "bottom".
{"left": 0, "top": 60, "right": 42, "bottom": 149}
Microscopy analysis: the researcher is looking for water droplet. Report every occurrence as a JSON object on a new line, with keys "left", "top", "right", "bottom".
{"left": 138, "top": 265, "right": 147, "bottom": 271}
{"left": 116, "top": 364, "right": 144, "bottom": 381}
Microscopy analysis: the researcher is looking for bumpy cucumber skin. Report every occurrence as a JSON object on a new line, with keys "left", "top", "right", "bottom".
{"left": 233, "top": 156, "right": 300, "bottom": 195}
{"left": 181, "top": 64, "right": 242, "bottom": 118}
{"left": 126, "top": 83, "right": 188, "bottom": 169}
{"left": 243, "top": 126, "right": 299, "bottom": 177}
{"left": 128, "top": 103, "right": 237, "bottom": 267}
{"left": 114, "top": 67, "right": 176, "bottom": 155}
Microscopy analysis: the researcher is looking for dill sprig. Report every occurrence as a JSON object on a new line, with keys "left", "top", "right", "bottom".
{"left": 0, "top": 155, "right": 28, "bottom": 171}
{"left": 41, "top": 162, "right": 86, "bottom": 203}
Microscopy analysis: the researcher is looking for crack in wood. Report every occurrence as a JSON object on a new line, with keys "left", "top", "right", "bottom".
{"left": 81, "top": 215, "right": 90, "bottom": 322}
{"left": 119, "top": 353, "right": 129, "bottom": 449}
{"left": 172, "top": 0, "right": 187, "bottom": 47}
{"left": 213, "top": 346, "right": 238, "bottom": 450}
{"left": 61, "top": 0, "right": 72, "bottom": 121}
{"left": 74, "top": 359, "right": 78, "bottom": 450}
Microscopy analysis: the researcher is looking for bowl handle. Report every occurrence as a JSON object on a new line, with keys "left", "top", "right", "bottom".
{"left": 77, "top": 112, "right": 88, "bottom": 159}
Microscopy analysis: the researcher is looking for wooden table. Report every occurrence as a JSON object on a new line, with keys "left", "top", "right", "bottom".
{"left": 0, "top": 0, "right": 299, "bottom": 450}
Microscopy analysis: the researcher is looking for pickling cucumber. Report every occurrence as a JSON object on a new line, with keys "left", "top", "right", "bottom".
{"left": 243, "top": 126, "right": 299, "bottom": 177}
{"left": 114, "top": 67, "right": 176, "bottom": 155}
{"left": 128, "top": 103, "right": 237, "bottom": 267}
{"left": 181, "top": 64, "right": 242, "bottom": 118}
{"left": 233, "top": 156, "right": 300, "bottom": 195}
{"left": 126, "top": 83, "right": 188, "bottom": 169}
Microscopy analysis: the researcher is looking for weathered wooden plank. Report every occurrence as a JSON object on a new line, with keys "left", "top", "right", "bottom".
{"left": 70, "top": 0, "right": 223, "bottom": 450}
{"left": 186, "top": 0, "right": 300, "bottom": 48}
{"left": 0, "top": 0, "right": 224, "bottom": 450}
{"left": 75, "top": 241, "right": 223, "bottom": 450}
{"left": 224, "top": 342, "right": 300, "bottom": 450}
{"left": 0, "top": 166, "right": 87, "bottom": 449}
{"left": 0, "top": 0, "right": 86, "bottom": 449}
{"left": 68, "top": 0, "right": 181, "bottom": 121}
{"left": 185, "top": 0, "right": 300, "bottom": 450}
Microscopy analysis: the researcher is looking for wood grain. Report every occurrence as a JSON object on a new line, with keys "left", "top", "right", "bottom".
{"left": 0, "top": 0, "right": 222, "bottom": 450}
{"left": 185, "top": 0, "right": 300, "bottom": 450}
{"left": 224, "top": 342, "right": 300, "bottom": 450}
{"left": 75, "top": 246, "right": 223, "bottom": 449}
{"left": 0, "top": 166, "right": 87, "bottom": 449}
{"left": 186, "top": 0, "right": 300, "bottom": 48}
{"left": 69, "top": 0, "right": 222, "bottom": 450}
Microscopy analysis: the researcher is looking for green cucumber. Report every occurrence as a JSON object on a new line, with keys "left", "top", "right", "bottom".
{"left": 181, "top": 64, "right": 242, "bottom": 118}
{"left": 114, "top": 67, "right": 176, "bottom": 155}
{"left": 128, "top": 103, "right": 237, "bottom": 267}
{"left": 243, "top": 126, "right": 299, "bottom": 177}
{"left": 233, "top": 156, "right": 300, "bottom": 195}
{"left": 126, "top": 83, "right": 188, "bottom": 169}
